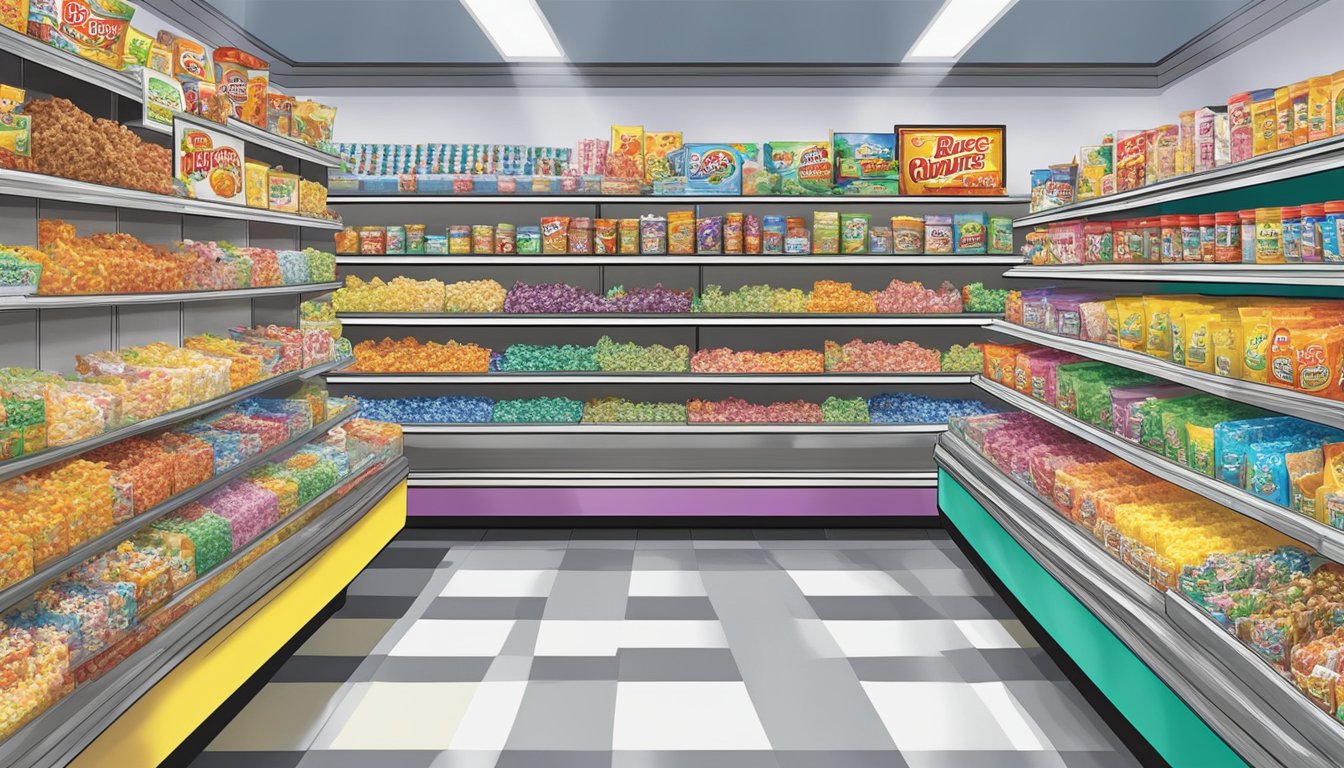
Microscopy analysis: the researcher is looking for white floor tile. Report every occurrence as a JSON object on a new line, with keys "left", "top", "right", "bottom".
{"left": 389, "top": 620, "right": 516, "bottom": 657}
{"left": 955, "top": 619, "right": 1023, "bottom": 649}
{"left": 447, "top": 681, "right": 529, "bottom": 751}
{"left": 628, "top": 570, "right": 707, "bottom": 596}
{"left": 326, "top": 682, "right": 478, "bottom": 750}
{"left": 787, "top": 569, "right": 910, "bottom": 596}
{"left": 613, "top": 681, "right": 771, "bottom": 750}
{"left": 861, "top": 681, "right": 1014, "bottom": 751}
{"left": 534, "top": 620, "right": 623, "bottom": 656}
{"left": 621, "top": 620, "right": 729, "bottom": 649}
{"left": 972, "top": 682, "right": 1048, "bottom": 751}
{"left": 533, "top": 620, "right": 730, "bottom": 656}
{"left": 440, "top": 569, "right": 558, "bottom": 597}
{"left": 822, "top": 620, "right": 971, "bottom": 657}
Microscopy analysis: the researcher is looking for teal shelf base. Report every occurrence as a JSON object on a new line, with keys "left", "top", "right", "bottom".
{"left": 938, "top": 469, "right": 1248, "bottom": 768}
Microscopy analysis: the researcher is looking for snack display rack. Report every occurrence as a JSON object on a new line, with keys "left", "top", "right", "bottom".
{"left": 936, "top": 132, "right": 1344, "bottom": 766}
{"left": 0, "top": 34, "right": 408, "bottom": 764}
{"left": 323, "top": 195, "right": 1027, "bottom": 489}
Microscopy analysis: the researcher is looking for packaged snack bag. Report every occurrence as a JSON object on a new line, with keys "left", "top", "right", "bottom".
{"left": 618, "top": 219, "right": 639, "bottom": 254}
{"left": 267, "top": 89, "right": 295, "bottom": 137}
{"left": 840, "top": 213, "right": 870, "bottom": 254}
{"left": 36, "top": 0, "right": 137, "bottom": 70}
{"left": 831, "top": 132, "right": 898, "bottom": 193}
{"left": 667, "top": 211, "right": 695, "bottom": 255}
{"left": 1211, "top": 317, "right": 1244, "bottom": 378}
{"left": 1292, "top": 81, "right": 1310, "bottom": 146}
{"left": 989, "top": 216, "right": 1013, "bottom": 254}
{"left": 1291, "top": 325, "right": 1344, "bottom": 399}
{"left": 765, "top": 141, "right": 833, "bottom": 194}
{"left": 170, "top": 35, "right": 211, "bottom": 82}
{"left": 1115, "top": 131, "right": 1147, "bottom": 191}
{"left": 1313, "top": 76, "right": 1338, "bottom": 142}
{"left": 1247, "top": 439, "right": 1306, "bottom": 506}
{"left": 540, "top": 216, "right": 569, "bottom": 254}
{"left": 291, "top": 100, "right": 337, "bottom": 147}
{"left": 696, "top": 216, "right": 723, "bottom": 254}
{"left": 1251, "top": 88, "right": 1279, "bottom": 156}
{"left": 213, "top": 47, "right": 269, "bottom": 126}
{"left": 643, "top": 131, "right": 681, "bottom": 185}
{"left": 684, "top": 144, "right": 742, "bottom": 195}
{"left": 1275, "top": 86, "right": 1295, "bottom": 150}
{"left": 0, "top": 0, "right": 26, "bottom": 34}
{"left": 594, "top": 219, "right": 618, "bottom": 255}
{"left": 243, "top": 160, "right": 268, "bottom": 209}
{"left": 954, "top": 213, "right": 987, "bottom": 254}
{"left": 1114, "top": 296, "right": 1147, "bottom": 351}
{"left": 609, "top": 125, "right": 644, "bottom": 179}
{"left": 812, "top": 211, "right": 839, "bottom": 254}
{"left": 1142, "top": 297, "right": 1177, "bottom": 359}
{"left": 120, "top": 25, "right": 152, "bottom": 71}
{"left": 639, "top": 214, "right": 666, "bottom": 255}
{"left": 1187, "top": 422, "right": 1217, "bottom": 476}
{"left": 744, "top": 215, "right": 761, "bottom": 254}
{"left": 724, "top": 212, "right": 744, "bottom": 254}
{"left": 267, "top": 171, "right": 298, "bottom": 212}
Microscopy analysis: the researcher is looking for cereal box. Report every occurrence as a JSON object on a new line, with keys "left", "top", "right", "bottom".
{"left": 643, "top": 131, "right": 681, "bottom": 185}
{"left": 896, "top": 126, "right": 1005, "bottom": 196}
{"left": 174, "top": 122, "right": 243, "bottom": 204}
{"left": 31, "top": 0, "right": 137, "bottom": 70}
{"left": 764, "top": 141, "right": 833, "bottom": 194}
{"left": 609, "top": 124, "right": 644, "bottom": 179}
{"left": 832, "top": 132, "right": 898, "bottom": 193}
{"left": 683, "top": 144, "right": 742, "bottom": 195}
{"left": 1076, "top": 144, "right": 1112, "bottom": 201}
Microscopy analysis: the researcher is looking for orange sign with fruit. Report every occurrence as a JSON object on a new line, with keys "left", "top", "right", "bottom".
{"left": 174, "top": 123, "right": 245, "bottom": 205}
{"left": 896, "top": 126, "right": 1006, "bottom": 196}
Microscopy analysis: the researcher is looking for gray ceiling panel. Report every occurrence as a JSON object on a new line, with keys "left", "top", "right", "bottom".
{"left": 962, "top": 0, "right": 1249, "bottom": 64}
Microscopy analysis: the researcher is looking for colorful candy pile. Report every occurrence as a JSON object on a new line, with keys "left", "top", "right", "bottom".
{"left": 594, "top": 337, "right": 691, "bottom": 372}
{"left": 0, "top": 415, "right": 402, "bottom": 737}
{"left": 871, "top": 279, "right": 963, "bottom": 314}
{"left": 351, "top": 338, "right": 492, "bottom": 373}
{"left": 823, "top": 339, "right": 941, "bottom": 373}
{"left": 443, "top": 279, "right": 508, "bottom": 313}
{"left": 503, "top": 282, "right": 693, "bottom": 314}
{"left": 582, "top": 398, "right": 687, "bottom": 423}
{"left": 334, "top": 276, "right": 445, "bottom": 313}
{"left": 491, "top": 397, "right": 584, "bottom": 423}
{"left": 986, "top": 342, "right": 1344, "bottom": 523}
{"left": 688, "top": 398, "right": 824, "bottom": 423}
{"left": 941, "top": 344, "right": 984, "bottom": 372}
{"left": 807, "top": 280, "right": 878, "bottom": 314}
{"left": 499, "top": 343, "right": 599, "bottom": 372}
{"left": 821, "top": 397, "right": 871, "bottom": 423}
{"left": 691, "top": 347, "right": 825, "bottom": 374}
{"left": 962, "top": 282, "right": 1010, "bottom": 313}
{"left": 697, "top": 284, "right": 810, "bottom": 314}
{"left": 867, "top": 393, "right": 997, "bottom": 423}
{"left": 11, "top": 221, "right": 336, "bottom": 296}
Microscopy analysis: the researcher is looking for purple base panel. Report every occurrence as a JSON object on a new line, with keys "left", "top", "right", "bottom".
{"left": 408, "top": 487, "right": 937, "bottom": 517}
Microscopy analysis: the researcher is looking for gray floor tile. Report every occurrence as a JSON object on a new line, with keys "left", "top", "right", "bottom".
{"left": 694, "top": 549, "right": 776, "bottom": 570}
{"left": 462, "top": 548, "right": 567, "bottom": 569}
{"left": 766, "top": 548, "right": 871, "bottom": 570}
{"left": 543, "top": 571, "right": 630, "bottom": 619}
{"left": 499, "top": 619, "right": 542, "bottom": 656}
{"left": 827, "top": 528, "right": 929, "bottom": 541}
{"left": 859, "top": 548, "right": 960, "bottom": 571}
{"left": 506, "top": 680, "right": 618, "bottom": 750}
{"left": 333, "top": 596, "right": 417, "bottom": 619}
{"left": 361, "top": 656, "right": 494, "bottom": 683}
{"left": 805, "top": 596, "right": 949, "bottom": 621}
{"left": 632, "top": 549, "right": 699, "bottom": 569}
{"left": 636, "top": 529, "right": 693, "bottom": 549}
{"left": 422, "top": 597, "right": 549, "bottom": 620}
{"left": 366, "top": 548, "right": 449, "bottom": 569}
{"left": 612, "top": 751, "right": 780, "bottom": 768}
{"left": 295, "top": 751, "right": 441, "bottom": 768}
{"left": 347, "top": 568, "right": 435, "bottom": 597}
{"left": 901, "top": 752, "right": 1075, "bottom": 768}
{"left": 571, "top": 529, "right": 639, "bottom": 548}
{"left": 193, "top": 752, "right": 304, "bottom": 768}
{"left": 496, "top": 751, "right": 614, "bottom": 768}
{"left": 624, "top": 596, "right": 717, "bottom": 620}
{"left": 691, "top": 527, "right": 756, "bottom": 540}
{"left": 775, "top": 751, "right": 911, "bottom": 768}
{"left": 562, "top": 548, "right": 637, "bottom": 571}
{"left": 921, "top": 596, "right": 1016, "bottom": 620}
{"left": 426, "top": 752, "right": 507, "bottom": 768}
{"left": 753, "top": 528, "right": 828, "bottom": 540}
{"left": 270, "top": 656, "right": 366, "bottom": 683}
{"left": 617, "top": 648, "right": 741, "bottom": 681}
{"left": 1004, "top": 681, "right": 1133, "bottom": 753}
{"left": 958, "top": 648, "right": 1059, "bottom": 683}
{"left": 847, "top": 656, "right": 966, "bottom": 682}
{"left": 530, "top": 656, "right": 621, "bottom": 680}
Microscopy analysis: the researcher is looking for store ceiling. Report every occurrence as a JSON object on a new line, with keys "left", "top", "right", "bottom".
{"left": 144, "top": 0, "right": 1323, "bottom": 87}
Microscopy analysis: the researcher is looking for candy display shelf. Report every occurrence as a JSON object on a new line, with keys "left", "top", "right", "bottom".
{"left": 974, "top": 375, "right": 1344, "bottom": 562}
{"left": 0, "top": 282, "right": 342, "bottom": 310}
{"left": 336, "top": 254, "right": 1025, "bottom": 266}
{"left": 1004, "top": 263, "right": 1344, "bottom": 286}
{"left": 936, "top": 432, "right": 1335, "bottom": 768}
{"left": 0, "top": 404, "right": 360, "bottom": 618}
{"left": 0, "top": 169, "right": 343, "bottom": 230}
{"left": 1014, "top": 133, "right": 1344, "bottom": 227}
{"left": 0, "top": 24, "right": 339, "bottom": 167}
{"left": 0, "top": 356, "right": 353, "bottom": 484}
{"left": 987, "top": 320, "right": 1344, "bottom": 430}
{"left": 329, "top": 194, "right": 1032, "bottom": 205}
{"left": 336, "top": 313, "right": 1000, "bottom": 327}
{"left": 0, "top": 455, "right": 410, "bottom": 768}
{"left": 399, "top": 423, "right": 947, "bottom": 434}
{"left": 407, "top": 469, "right": 938, "bottom": 487}
{"left": 329, "top": 373, "right": 975, "bottom": 385}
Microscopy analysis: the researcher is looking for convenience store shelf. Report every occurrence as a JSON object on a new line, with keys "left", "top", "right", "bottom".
{"left": 2, "top": 455, "right": 409, "bottom": 768}
{"left": 336, "top": 254, "right": 1024, "bottom": 266}
{"left": 337, "top": 313, "right": 1000, "bottom": 327}
{"left": 0, "top": 404, "right": 360, "bottom": 618}
{"left": 409, "top": 469, "right": 938, "bottom": 487}
{"left": 123, "top": 114, "right": 342, "bottom": 168}
{"left": 0, "top": 169, "right": 343, "bottom": 230}
{"left": 988, "top": 320, "right": 1344, "bottom": 430}
{"left": 400, "top": 423, "right": 947, "bottom": 434}
{"left": 1005, "top": 263, "right": 1344, "bottom": 286}
{"left": 329, "top": 373, "right": 975, "bottom": 385}
{"left": 1014, "top": 133, "right": 1344, "bottom": 227}
{"left": 329, "top": 194, "right": 1031, "bottom": 205}
{"left": 0, "top": 356, "right": 353, "bottom": 485}
{"left": 936, "top": 433, "right": 1337, "bottom": 768}
{"left": 974, "top": 375, "right": 1344, "bottom": 561}
{"left": 0, "top": 282, "right": 341, "bottom": 310}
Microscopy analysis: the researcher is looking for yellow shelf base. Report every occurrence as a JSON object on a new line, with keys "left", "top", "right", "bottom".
{"left": 70, "top": 481, "right": 407, "bottom": 768}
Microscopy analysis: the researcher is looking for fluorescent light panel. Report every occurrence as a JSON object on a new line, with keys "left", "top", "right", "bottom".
{"left": 905, "top": 0, "right": 1016, "bottom": 61}
{"left": 460, "top": 0, "right": 565, "bottom": 60}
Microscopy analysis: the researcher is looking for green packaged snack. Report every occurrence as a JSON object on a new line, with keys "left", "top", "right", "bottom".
{"left": 988, "top": 216, "right": 1014, "bottom": 254}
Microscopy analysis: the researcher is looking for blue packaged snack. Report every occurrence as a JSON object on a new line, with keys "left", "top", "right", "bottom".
{"left": 1246, "top": 437, "right": 1316, "bottom": 507}
{"left": 1214, "top": 416, "right": 1299, "bottom": 487}
{"left": 683, "top": 144, "right": 742, "bottom": 195}
{"left": 832, "top": 132, "right": 898, "bottom": 193}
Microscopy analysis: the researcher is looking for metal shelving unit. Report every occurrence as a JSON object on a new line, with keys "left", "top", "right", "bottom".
{"left": 400, "top": 423, "right": 947, "bottom": 434}
{"left": 331, "top": 373, "right": 974, "bottom": 385}
{"left": 0, "top": 357, "right": 353, "bottom": 485}
{"left": 936, "top": 432, "right": 1339, "bottom": 768}
{"left": 408, "top": 469, "right": 938, "bottom": 487}
{"left": 1004, "top": 263, "right": 1344, "bottom": 286}
{"left": 0, "top": 169, "right": 343, "bottom": 230}
{"left": 988, "top": 320, "right": 1344, "bottom": 430}
{"left": 337, "top": 253, "right": 1024, "bottom": 266}
{"left": 0, "top": 404, "right": 359, "bottom": 617}
{"left": 1, "top": 456, "right": 409, "bottom": 768}
{"left": 337, "top": 312, "right": 1000, "bottom": 327}
{"left": 1014, "top": 133, "right": 1344, "bottom": 227}
{"left": 0, "top": 282, "right": 340, "bottom": 310}
{"left": 974, "top": 375, "right": 1344, "bottom": 561}
{"left": 330, "top": 194, "right": 1031, "bottom": 205}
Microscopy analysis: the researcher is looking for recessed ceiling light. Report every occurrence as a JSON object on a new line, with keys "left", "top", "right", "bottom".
{"left": 904, "top": 0, "right": 1017, "bottom": 62}
{"left": 460, "top": 0, "right": 565, "bottom": 61}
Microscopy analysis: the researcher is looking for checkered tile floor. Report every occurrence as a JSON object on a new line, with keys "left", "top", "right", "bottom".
{"left": 190, "top": 528, "right": 1141, "bottom": 768}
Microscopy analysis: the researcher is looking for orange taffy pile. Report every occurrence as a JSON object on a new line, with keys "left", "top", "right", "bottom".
{"left": 806, "top": 280, "right": 877, "bottom": 314}
{"left": 351, "top": 338, "right": 492, "bottom": 373}
{"left": 32, "top": 221, "right": 188, "bottom": 295}
{"left": 690, "top": 347, "right": 825, "bottom": 373}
